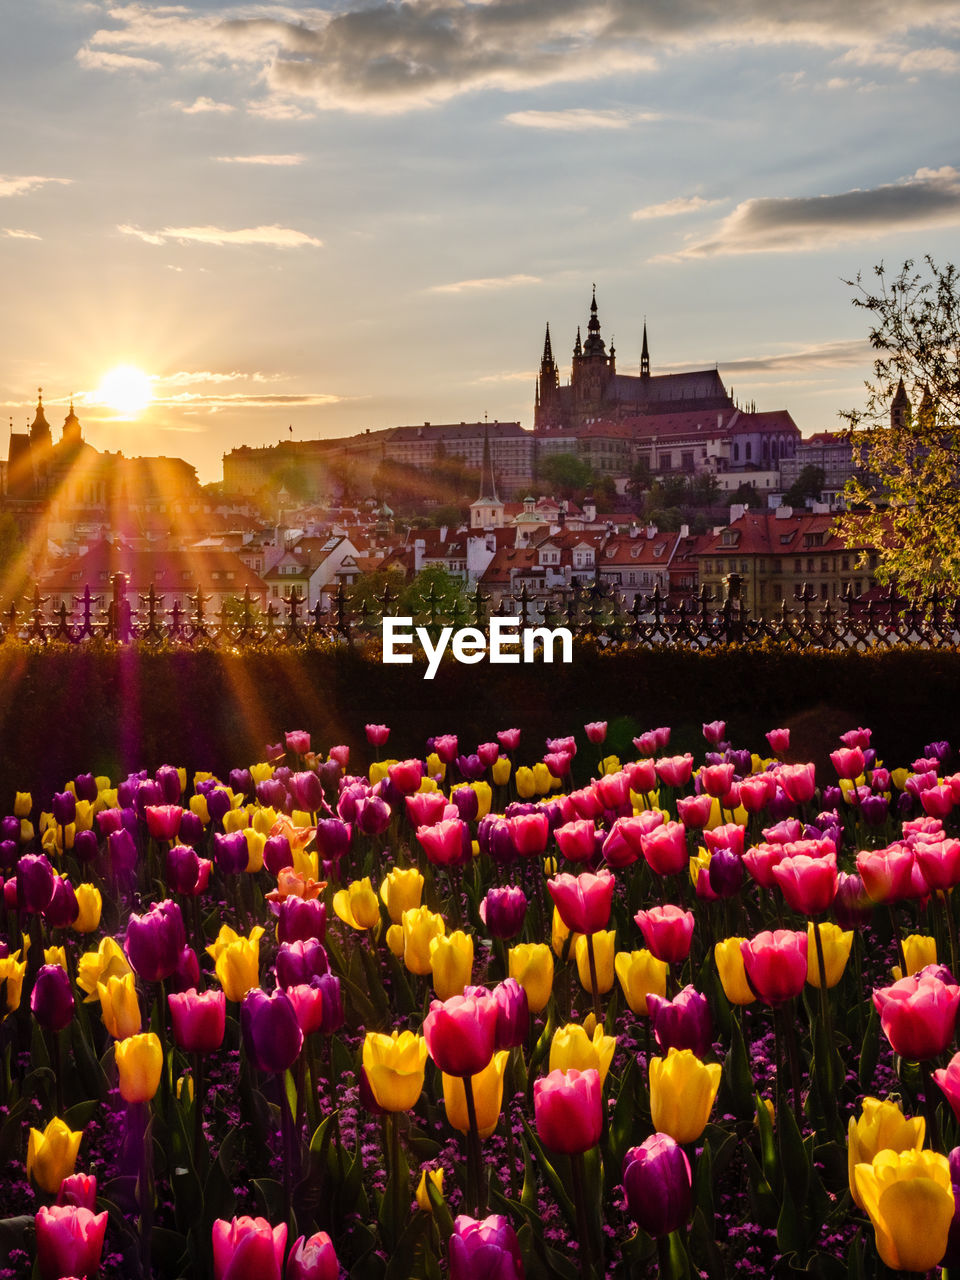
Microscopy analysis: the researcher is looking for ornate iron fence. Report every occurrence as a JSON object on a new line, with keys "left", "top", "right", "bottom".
{"left": 5, "top": 572, "right": 960, "bottom": 650}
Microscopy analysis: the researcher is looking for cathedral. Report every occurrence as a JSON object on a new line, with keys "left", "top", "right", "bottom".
{"left": 534, "top": 287, "right": 734, "bottom": 434}
{"left": 5, "top": 389, "right": 91, "bottom": 501}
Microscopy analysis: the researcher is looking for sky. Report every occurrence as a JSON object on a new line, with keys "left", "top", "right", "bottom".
{"left": 1, "top": 0, "right": 959, "bottom": 484}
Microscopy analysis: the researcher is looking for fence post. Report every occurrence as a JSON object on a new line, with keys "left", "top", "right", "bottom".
{"left": 722, "top": 573, "right": 743, "bottom": 643}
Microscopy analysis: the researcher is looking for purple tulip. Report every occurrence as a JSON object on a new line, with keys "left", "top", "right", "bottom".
{"left": 275, "top": 939, "right": 330, "bottom": 989}
{"left": 707, "top": 847, "right": 744, "bottom": 899}
{"left": 155, "top": 766, "right": 182, "bottom": 804}
{"left": 17, "top": 853, "right": 56, "bottom": 913}
{"left": 43, "top": 876, "right": 79, "bottom": 929}
{"left": 336, "top": 783, "right": 368, "bottom": 824}
{"left": 51, "top": 792, "right": 77, "bottom": 828}
{"left": 451, "top": 786, "right": 479, "bottom": 823}
{"left": 213, "top": 831, "right": 249, "bottom": 876}
{"left": 107, "top": 828, "right": 138, "bottom": 881}
{"left": 178, "top": 810, "right": 204, "bottom": 847}
{"left": 456, "top": 754, "right": 486, "bottom": 782}
{"left": 257, "top": 778, "right": 288, "bottom": 810}
{"left": 355, "top": 796, "right": 391, "bottom": 836}
{"left": 0, "top": 840, "right": 16, "bottom": 869}
{"left": 646, "top": 986, "right": 713, "bottom": 1058}
{"left": 860, "top": 794, "right": 891, "bottom": 825}
{"left": 834, "top": 871, "right": 873, "bottom": 929}
{"left": 263, "top": 835, "right": 293, "bottom": 877}
{"left": 73, "top": 829, "right": 99, "bottom": 864}
{"left": 74, "top": 774, "right": 98, "bottom": 804}
{"left": 622, "top": 1133, "right": 692, "bottom": 1237}
{"left": 124, "top": 899, "right": 186, "bottom": 982}
{"left": 277, "top": 896, "right": 327, "bottom": 945}
{"left": 314, "top": 819, "right": 351, "bottom": 864}
{"left": 488, "top": 820, "right": 519, "bottom": 866}
{"left": 166, "top": 844, "right": 201, "bottom": 895}
{"left": 229, "top": 769, "right": 254, "bottom": 800}
{"left": 30, "top": 964, "right": 75, "bottom": 1032}
{"left": 448, "top": 1214, "right": 524, "bottom": 1280}
{"left": 206, "top": 788, "right": 234, "bottom": 826}
{"left": 480, "top": 887, "right": 528, "bottom": 940}
{"left": 490, "top": 978, "right": 529, "bottom": 1051}
{"left": 241, "top": 988, "right": 303, "bottom": 1073}
{"left": 0, "top": 815, "right": 20, "bottom": 843}
{"left": 134, "top": 779, "right": 163, "bottom": 819}
{"left": 289, "top": 771, "right": 324, "bottom": 814}
{"left": 316, "top": 973, "right": 344, "bottom": 1034}
{"left": 167, "top": 945, "right": 201, "bottom": 994}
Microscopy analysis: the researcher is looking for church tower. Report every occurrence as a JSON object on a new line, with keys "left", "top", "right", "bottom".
{"left": 640, "top": 321, "right": 650, "bottom": 378}
{"left": 890, "top": 377, "right": 911, "bottom": 429}
{"left": 571, "top": 286, "right": 614, "bottom": 411}
{"left": 534, "top": 323, "right": 561, "bottom": 430}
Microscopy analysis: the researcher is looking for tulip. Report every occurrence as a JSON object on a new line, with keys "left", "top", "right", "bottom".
{"left": 406, "top": 790, "right": 448, "bottom": 827}
{"left": 77, "top": 937, "right": 131, "bottom": 1001}
{"left": 805, "top": 921, "right": 853, "bottom": 988}
{"left": 639, "top": 821, "right": 688, "bottom": 876}
{"left": 125, "top": 899, "right": 186, "bottom": 983}
{"left": 547, "top": 869, "right": 614, "bottom": 935}
{"left": 834, "top": 871, "right": 874, "bottom": 928}
{"left": 241, "top": 988, "right": 304, "bottom": 1074}
{"left": 771, "top": 850, "right": 837, "bottom": 916}
{"left": 553, "top": 818, "right": 597, "bottom": 863}
{"left": 549, "top": 1022, "right": 616, "bottom": 1086}
{"left": 27, "top": 1117, "right": 83, "bottom": 1194}
{"left": 534, "top": 1067, "right": 602, "bottom": 1155}
{"left": 574, "top": 930, "right": 616, "bottom": 995}
{"left": 31, "top": 964, "right": 75, "bottom": 1032}
{"left": 854, "top": 1148, "right": 953, "bottom": 1272}
{"left": 448, "top": 1214, "right": 524, "bottom": 1280}
{"left": 894, "top": 932, "right": 938, "bottom": 979}
{"left": 443, "top": 1050, "right": 509, "bottom": 1138}
{"left": 480, "top": 886, "right": 527, "bottom": 940}
{"left": 0, "top": 951, "right": 27, "bottom": 1014}
{"left": 71, "top": 884, "right": 102, "bottom": 934}
{"left": 213, "top": 928, "right": 263, "bottom": 1002}
{"left": 333, "top": 877, "right": 381, "bottom": 931}
{"left": 286, "top": 1231, "right": 339, "bottom": 1280}
{"left": 213, "top": 1215, "right": 287, "bottom": 1280}
{"left": 416, "top": 1168, "right": 444, "bottom": 1213}
{"left": 656, "top": 755, "right": 693, "bottom": 787}
{"left": 57, "top": 1172, "right": 97, "bottom": 1211}
{"left": 508, "top": 943, "right": 554, "bottom": 1014}
{"left": 430, "top": 931, "right": 474, "bottom": 1000}
{"left": 379, "top": 867, "right": 424, "bottom": 924}
{"left": 98, "top": 972, "right": 142, "bottom": 1040}
{"left": 740, "top": 930, "right": 807, "bottom": 1004}
{"left": 766, "top": 728, "right": 790, "bottom": 755}
{"left": 856, "top": 844, "right": 917, "bottom": 903}
{"left": 424, "top": 990, "right": 498, "bottom": 1077}
{"left": 115, "top": 1032, "right": 163, "bottom": 1103}
{"left": 649, "top": 1047, "right": 722, "bottom": 1144}
{"left": 934, "top": 1052, "right": 960, "bottom": 1122}
{"left": 490, "top": 978, "right": 529, "bottom": 1050}
{"left": 831, "top": 746, "right": 865, "bottom": 780}
{"left": 647, "top": 985, "right": 713, "bottom": 1057}
{"left": 362, "top": 1030, "right": 427, "bottom": 1111}
{"left": 585, "top": 720, "right": 607, "bottom": 744}
{"left": 622, "top": 1134, "right": 692, "bottom": 1237}
{"left": 634, "top": 904, "right": 694, "bottom": 964}
{"left": 43, "top": 876, "right": 79, "bottom": 929}
{"left": 614, "top": 949, "right": 668, "bottom": 1015}
{"left": 776, "top": 762, "right": 816, "bottom": 805}
{"left": 277, "top": 896, "right": 327, "bottom": 945}
{"left": 35, "top": 1204, "right": 108, "bottom": 1280}
{"left": 169, "top": 987, "right": 226, "bottom": 1054}
{"left": 145, "top": 804, "right": 182, "bottom": 842}
{"left": 18, "top": 852, "right": 56, "bottom": 913}
{"left": 366, "top": 723, "right": 390, "bottom": 747}
{"left": 873, "top": 973, "right": 960, "bottom": 1059}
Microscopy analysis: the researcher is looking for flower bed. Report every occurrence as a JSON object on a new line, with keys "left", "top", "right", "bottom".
{"left": 2, "top": 720, "right": 960, "bottom": 1278}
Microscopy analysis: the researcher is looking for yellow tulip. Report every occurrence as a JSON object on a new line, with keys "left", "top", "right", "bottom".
{"left": 206, "top": 924, "right": 242, "bottom": 963}
{"left": 650, "top": 1048, "right": 722, "bottom": 1144}
{"left": 189, "top": 794, "right": 210, "bottom": 825}
{"left": 222, "top": 808, "right": 248, "bottom": 834}
{"left": 115, "top": 1032, "right": 163, "bottom": 1104}
{"left": 847, "top": 1097, "right": 925, "bottom": 1209}
{"left": 0, "top": 952, "right": 27, "bottom": 1015}
{"left": 250, "top": 762, "right": 275, "bottom": 784}
{"left": 292, "top": 847, "right": 319, "bottom": 881}
{"left": 419, "top": 775, "right": 440, "bottom": 793}
{"left": 73, "top": 800, "right": 94, "bottom": 832}
{"left": 892, "top": 933, "right": 937, "bottom": 981}
{"left": 602, "top": 755, "right": 621, "bottom": 775}
{"left": 442, "top": 1050, "right": 509, "bottom": 1137}
{"left": 77, "top": 937, "right": 131, "bottom": 1001}
{"left": 334, "top": 878, "right": 381, "bottom": 931}
{"left": 44, "top": 945, "right": 67, "bottom": 971}
{"left": 689, "top": 848, "right": 711, "bottom": 891}
{"left": 98, "top": 972, "right": 142, "bottom": 1040}
{"left": 549, "top": 1023, "right": 617, "bottom": 1086}
{"left": 27, "top": 1117, "right": 82, "bottom": 1193}
{"left": 252, "top": 805, "right": 279, "bottom": 835}
{"left": 890, "top": 768, "right": 909, "bottom": 791}
{"left": 551, "top": 907, "right": 571, "bottom": 958}
{"left": 806, "top": 922, "right": 854, "bottom": 989}
{"left": 243, "top": 828, "right": 266, "bottom": 873}
{"left": 574, "top": 930, "right": 616, "bottom": 995}
{"left": 20, "top": 819, "right": 34, "bottom": 843}
{"left": 515, "top": 767, "right": 536, "bottom": 799}
{"left": 614, "top": 949, "right": 669, "bottom": 1015}
{"left": 362, "top": 1030, "right": 427, "bottom": 1111}
{"left": 386, "top": 924, "right": 404, "bottom": 957}
{"left": 416, "top": 1167, "right": 445, "bottom": 1212}
{"left": 532, "top": 762, "right": 559, "bottom": 794}
{"left": 430, "top": 931, "right": 474, "bottom": 1000}
{"left": 854, "top": 1149, "right": 953, "bottom": 1272}
{"left": 715, "top": 937, "right": 757, "bottom": 1005}
{"left": 401, "top": 906, "right": 445, "bottom": 976}
{"left": 705, "top": 796, "right": 748, "bottom": 829}
{"left": 212, "top": 926, "right": 264, "bottom": 1002}
{"left": 508, "top": 943, "right": 554, "bottom": 1013}
{"left": 491, "top": 757, "right": 511, "bottom": 786}
{"left": 14, "top": 791, "right": 32, "bottom": 818}
{"left": 369, "top": 760, "right": 393, "bottom": 785}
{"left": 177, "top": 1072, "right": 195, "bottom": 1103}
{"left": 72, "top": 884, "right": 102, "bottom": 934}
{"left": 380, "top": 868, "right": 425, "bottom": 924}
{"left": 425, "top": 753, "right": 444, "bottom": 781}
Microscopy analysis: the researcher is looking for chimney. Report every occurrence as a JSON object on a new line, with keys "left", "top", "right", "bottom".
{"left": 646, "top": 524, "right": 656, "bottom": 540}
{"left": 679, "top": 523, "right": 689, "bottom": 538}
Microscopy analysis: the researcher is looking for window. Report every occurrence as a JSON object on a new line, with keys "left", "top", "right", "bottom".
{"left": 745, "top": 443, "right": 752, "bottom": 461}
{"left": 794, "top": 558, "right": 802, "bottom": 573}
{"left": 773, "top": 583, "right": 783, "bottom": 600}
{"left": 773, "top": 558, "right": 782, "bottom": 572}
{"left": 820, "top": 558, "right": 829, "bottom": 573}
{"left": 659, "top": 452, "right": 672, "bottom": 470}
{"left": 806, "top": 558, "right": 814, "bottom": 573}
{"left": 681, "top": 451, "right": 694, "bottom": 470}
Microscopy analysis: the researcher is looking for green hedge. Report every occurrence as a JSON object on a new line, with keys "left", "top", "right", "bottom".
{"left": 3, "top": 639, "right": 960, "bottom": 800}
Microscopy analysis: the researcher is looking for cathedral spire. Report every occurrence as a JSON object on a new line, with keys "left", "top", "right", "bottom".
{"left": 640, "top": 320, "right": 650, "bottom": 378}
{"left": 542, "top": 322, "right": 554, "bottom": 365}
{"left": 478, "top": 425, "right": 499, "bottom": 503}
{"left": 574, "top": 326, "right": 582, "bottom": 358}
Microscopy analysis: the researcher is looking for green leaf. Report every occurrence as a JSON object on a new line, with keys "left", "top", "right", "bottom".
{"left": 858, "top": 1005, "right": 880, "bottom": 1090}
{"left": 722, "top": 1012, "right": 755, "bottom": 1118}
{"left": 521, "top": 1120, "right": 577, "bottom": 1230}
{"left": 384, "top": 1212, "right": 431, "bottom": 1280}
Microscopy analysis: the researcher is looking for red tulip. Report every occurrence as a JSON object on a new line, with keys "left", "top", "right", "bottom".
{"left": 676, "top": 794, "right": 713, "bottom": 828}
{"left": 655, "top": 755, "right": 694, "bottom": 788}
{"left": 740, "top": 930, "right": 807, "bottom": 1004}
{"left": 389, "top": 759, "right": 424, "bottom": 795}
{"left": 510, "top": 812, "right": 550, "bottom": 857}
{"left": 915, "top": 839, "right": 960, "bottom": 891}
{"left": 699, "top": 764, "right": 735, "bottom": 799}
{"left": 213, "top": 1216, "right": 287, "bottom": 1280}
{"left": 365, "top": 723, "right": 390, "bottom": 746}
{"left": 554, "top": 819, "right": 597, "bottom": 862}
{"left": 634, "top": 905, "right": 695, "bottom": 964}
{"left": 595, "top": 771, "right": 630, "bottom": 809}
{"left": 406, "top": 791, "right": 449, "bottom": 827}
{"left": 285, "top": 983, "right": 326, "bottom": 1035}
{"left": 416, "top": 819, "right": 471, "bottom": 867}
{"left": 547, "top": 869, "right": 615, "bottom": 935}
{"left": 771, "top": 852, "right": 837, "bottom": 915}
{"left": 423, "top": 990, "right": 498, "bottom": 1077}
{"left": 534, "top": 1067, "right": 602, "bottom": 1154}
{"left": 830, "top": 746, "right": 865, "bottom": 780}
{"left": 145, "top": 804, "right": 183, "bottom": 841}
{"left": 874, "top": 973, "right": 960, "bottom": 1060}
{"left": 168, "top": 988, "right": 226, "bottom": 1054}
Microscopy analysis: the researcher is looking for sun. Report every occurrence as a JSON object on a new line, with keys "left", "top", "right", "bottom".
{"left": 96, "top": 364, "right": 154, "bottom": 416}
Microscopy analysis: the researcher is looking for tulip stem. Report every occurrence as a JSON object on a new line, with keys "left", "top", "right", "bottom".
{"left": 940, "top": 890, "right": 960, "bottom": 980}
{"left": 888, "top": 905, "right": 907, "bottom": 979}
{"left": 811, "top": 919, "right": 837, "bottom": 1129}
{"left": 192, "top": 1052, "right": 204, "bottom": 1171}
{"left": 463, "top": 1073, "right": 486, "bottom": 1216}
{"left": 280, "top": 1075, "right": 293, "bottom": 1221}
{"left": 570, "top": 1150, "right": 596, "bottom": 1279}
{"left": 919, "top": 1059, "right": 943, "bottom": 1153}
{"left": 585, "top": 933, "right": 602, "bottom": 1026}
{"left": 390, "top": 1111, "right": 404, "bottom": 1250}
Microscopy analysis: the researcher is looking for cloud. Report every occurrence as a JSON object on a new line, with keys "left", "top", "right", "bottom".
{"left": 118, "top": 222, "right": 323, "bottom": 248}
{"left": 631, "top": 195, "right": 722, "bottom": 220}
{"left": 0, "top": 175, "right": 72, "bottom": 199}
{"left": 713, "top": 339, "right": 874, "bottom": 374}
{"left": 504, "top": 108, "right": 661, "bottom": 130}
{"left": 158, "top": 370, "right": 284, "bottom": 386}
{"left": 75, "top": 47, "right": 161, "bottom": 71}
{"left": 180, "top": 96, "right": 235, "bottom": 113}
{"left": 428, "top": 273, "right": 540, "bottom": 294}
{"left": 838, "top": 42, "right": 960, "bottom": 73}
{"left": 471, "top": 369, "right": 538, "bottom": 384}
{"left": 78, "top": 0, "right": 960, "bottom": 113}
{"left": 661, "top": 166, "right": 960, "bottom": 258}
{"left": 215, "top": 154, "right": 304, "bottom": 165}
{"left": 3, "top": 228, "right": 41, "bottom": 240}
{"left": 156, "top": 391, "right": 343, "bottom": 411}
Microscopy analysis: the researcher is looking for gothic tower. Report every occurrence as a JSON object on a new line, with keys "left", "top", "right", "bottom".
{"left": 534, "top": 323, "right": 561, "bottom": 430}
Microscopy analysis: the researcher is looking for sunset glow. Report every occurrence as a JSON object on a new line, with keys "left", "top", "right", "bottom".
{"left": 96, "top": 365, "right": 154, "bottom": 416}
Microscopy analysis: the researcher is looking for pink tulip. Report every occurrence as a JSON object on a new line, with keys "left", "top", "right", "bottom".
{"left": 634, "top": 904, "right": 695, "bottom": 964}
{"left": 534, "top": 1068, "right": 603, "bottom": 1155}
{"left": 554, "top": 819, "right": 598, "bottom": 863}
{"left": 743, "top": 843, "right": 786, "bottom": 888}
{"left": 213, "top": 1216, "right": 287, "bottom": 1280}
{"left": 406, "top": 791, "right": 448, "bottom": 827}
{"left": 639, "top": 821, "right": 688, "bottom": 876}
{"left": 584, "top": 721, "right": 608, "bottom": 744}
{"left": 596, "top": 771, "right": 631, "bottom": 809}
{"left": 699, "top": 764, "right": 735, "bottom": 798}
{"left": 737, "top": 774, "right": 776, "bottom": 814}
{"left": 676, "top": 794, "right": 713, "bottom": 828}
{"left": 416, "top": 819, "right": 471, "bottom": 867}
{"left": 286, "top": 1231, "right": 339, "bottom": 1280}
{"left": 830, "top": 747, "right": 865, "bottom": 780}
{"left": 766, "top": 728, "right": 790, "bottom": 755}
{"left": 168, "top": 987, "right": 226, "bottom": 1054}
{"left": 702, "top": 720, "right": 726, "bottom": 744}
{"left": 547, "top": 869, "right": 615, "bottom": 934}
{"left": 856, "top": 844, "right": 917, "bottom": 903}
{"left": 777, "top": 763, "right": 816, "bottom": 804}
{"left": 874, "top": 973, "right": 960, "bottom": 1060}
{"left": 57, "top": 1173, "right": 97, "bottom": 1212}
{"left": 365, "top": 724, "right": 390, "bottom": 746}
{"left": 915, "top": 839, "right": 960, "bottom": 891}
{"left": 839, "top": 727, "right": 871, "bottom": 750}
{"left": 740, "top": 930, "right": 807, "bottom": 1004}
{"left": 568, "top": 787, "right": 606, "bottom": 820}
{"left": 933, "top": 1052, "right": 960, "bottom": 1122}
{"left": 389, "top": 759, "right": 424, "bottom": 795}
{"left": 145, "top": 804, "right": 183, "bottom": 841}
{"left": 35, "top": 1205, "right": 108, "bottom": 1280}
{"left": 423, "top": 991, "right": 498, "bottom": 1077}
{"left": 921, "top": 785, "right": 955, "bottom": 819}
{"left": 655, "top": 755, "right": 694, "bottom": 788}
{"left": 624, "top": 758, "right": 657, "bottom": 793}
{"left": 497, "top": 728, "right": 521, "bottom": 751}
{"left": 703, "top": 823, "right": 746, "bottom": 856}
{"left": 771, "top": 852, "right": 838, "bottom": 916}
{"left": 285, "top": 731, "right": 311, "bottom": 755}
{"left": 510, "top": 812, "right": 550, "bottom": 857}
{"left": 285, "top": 984, "right": 325, "bottom": 1035}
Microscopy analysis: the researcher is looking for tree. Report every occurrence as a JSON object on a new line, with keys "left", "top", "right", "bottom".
{"left": 784, "top": 465, "right": 825, "bottom": 508}
{"left": 537, "top": 453, "right": 593, "bottom": 499}
{"left": 840, "top": 257, "right": 960, "bottom": 593}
